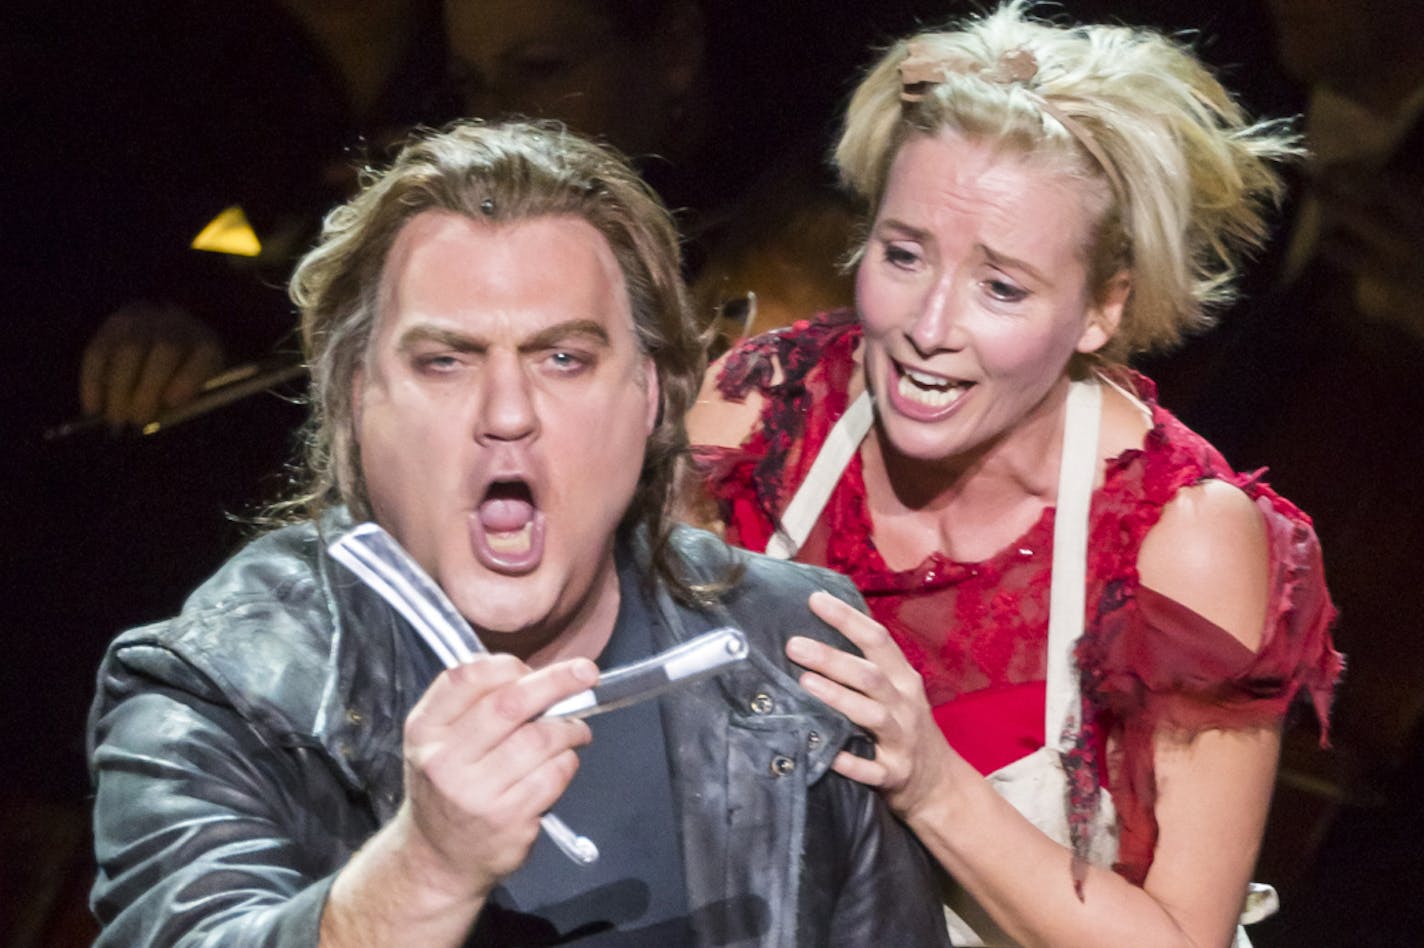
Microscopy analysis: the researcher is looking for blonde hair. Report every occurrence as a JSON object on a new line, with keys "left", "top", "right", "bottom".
{"left": 836, "top": 0, "right": 1301, "bottom": 359}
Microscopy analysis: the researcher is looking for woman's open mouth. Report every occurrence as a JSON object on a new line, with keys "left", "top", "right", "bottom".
{"left": 888, "top": 359, "right": 973, "bottom": 420}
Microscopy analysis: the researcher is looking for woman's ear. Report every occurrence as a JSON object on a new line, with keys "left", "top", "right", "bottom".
{"left": 1078, "top": 269, "right": 1130, "bottom": 354}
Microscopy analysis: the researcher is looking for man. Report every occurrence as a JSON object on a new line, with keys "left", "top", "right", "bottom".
{"left": 88, "top": 121, "right": 950, "bottom": 946}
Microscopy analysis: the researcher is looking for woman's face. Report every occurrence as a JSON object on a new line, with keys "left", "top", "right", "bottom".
{"left": 856, "top": 129, "right": 1121, "bottom": 466}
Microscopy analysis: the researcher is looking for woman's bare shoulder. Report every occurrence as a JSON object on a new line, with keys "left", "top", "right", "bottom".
{"left": 686, "top": 350, "right": 769, "bottom": 449}
{"left": 1138, "top": 478, "right": 1270, "bottom": 651}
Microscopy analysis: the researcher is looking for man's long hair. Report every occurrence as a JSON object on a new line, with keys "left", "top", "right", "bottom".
{"left": 283, "top": 119, "right": 706, "bottom": 599}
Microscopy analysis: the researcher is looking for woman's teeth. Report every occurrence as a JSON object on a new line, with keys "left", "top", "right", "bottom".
{"left": 898, "top": 367, "right": 967, "bottom": 408}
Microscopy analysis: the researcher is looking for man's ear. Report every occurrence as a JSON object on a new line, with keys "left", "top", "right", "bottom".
{"left": 1078, "top": 269, "right": 1130, "bottom": 354}
{"left": 643, "top": 356, "right": 661, "bottom": 435}
{"left": 351, "top": 365, "right": 365, "bottom": 431}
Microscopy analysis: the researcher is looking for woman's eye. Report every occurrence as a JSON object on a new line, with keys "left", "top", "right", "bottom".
{"left": 883, "top": 243, "right": 920, "bottom": 269}
{"left": 984, "top": 279, "right": 1028, "bottom": 303}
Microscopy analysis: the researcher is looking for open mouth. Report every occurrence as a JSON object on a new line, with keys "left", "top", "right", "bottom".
{"left": 471, "top": 479, "right": 545, "bottom": 573}
{"left": 893, "top": 360, "right": 973, "bottom": 411}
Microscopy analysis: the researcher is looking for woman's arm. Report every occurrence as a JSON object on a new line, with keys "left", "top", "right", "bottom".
{"left": 788, "top": 480, "right": 1278, "bottom": 947}
{"left": 684, "top": 349, "right": 767, "bottom": 450}
{"left": 674, "top": 351, "right": 768, "bottom": 531}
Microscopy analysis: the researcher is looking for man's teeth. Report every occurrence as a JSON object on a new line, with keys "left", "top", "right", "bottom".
{"left": 486, "top": 522, "right": 533, "bottom": 554}
{"left": 898, "top": 368, "right": 967, "bottom": 408}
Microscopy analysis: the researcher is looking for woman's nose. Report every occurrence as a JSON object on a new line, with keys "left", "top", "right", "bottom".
{"left": 906, "top": 274, "right": 965, "bottom": 356}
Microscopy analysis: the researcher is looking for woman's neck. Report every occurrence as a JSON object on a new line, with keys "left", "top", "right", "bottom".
{"left": 860, "top": 373, "right": 1074, "bottom": 567}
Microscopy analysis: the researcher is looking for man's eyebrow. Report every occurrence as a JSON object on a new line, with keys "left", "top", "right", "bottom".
{"left": 396, "top": 325, "right": 485, "bottom": 354}
{"left": 394, "top": 319, "right": 612, "bottom": 354}
{"left": 519, "top": 319, "right": 611, "bottom": 352}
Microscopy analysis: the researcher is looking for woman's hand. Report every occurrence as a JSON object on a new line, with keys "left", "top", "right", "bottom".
{"left": 787, "top": 590, "right": 963, "bottom": 820}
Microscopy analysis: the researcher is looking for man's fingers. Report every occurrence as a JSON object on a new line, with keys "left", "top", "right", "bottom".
{"left": 419, "top": 713, "right": 590, "bottom": 807}
{"left": 411, "top": 656, "right": 598, "bottom": 743}
{"left": 162, "top": 340, "right": 225, "bottom": 408}
{"left": 102, "top": 339, "right": 148, "bottom": 427}
{"left": 492, "top": 743, "right": 586, "bottom": 819}
{"left": 79, "top": 331, "right": 115, "bottom": 416}
{"left": 409, "top": 653, "right": 529, "bottom": 731}
{"left": 128, "top": 341, "right": 186, "bottom": 425}
{"left": 79, "top": 303, "right": 228, "bottom": 424}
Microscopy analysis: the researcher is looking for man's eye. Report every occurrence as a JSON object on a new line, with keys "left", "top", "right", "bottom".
{"left": 415, "top": 353, "right": 462, "bottom": 372}
{"left": 546, "top": 350, "right": 590, "bottom": 373}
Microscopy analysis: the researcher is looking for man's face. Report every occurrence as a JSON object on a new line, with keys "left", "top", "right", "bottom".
{"left": 355, "top": 210, "right": 658, "bottom": 658}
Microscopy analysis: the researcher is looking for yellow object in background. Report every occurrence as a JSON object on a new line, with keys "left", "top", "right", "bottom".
{"left": 190, "top": 205, "right": 261, "bottom": 257}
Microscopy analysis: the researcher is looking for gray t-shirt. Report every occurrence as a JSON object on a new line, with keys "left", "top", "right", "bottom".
{"left": 477, "top": 544, "right": 692, "bottom": 945}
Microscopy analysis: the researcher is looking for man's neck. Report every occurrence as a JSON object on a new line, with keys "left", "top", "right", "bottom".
{"left": 519, "top": 555, "right": 623, "bottom": 670}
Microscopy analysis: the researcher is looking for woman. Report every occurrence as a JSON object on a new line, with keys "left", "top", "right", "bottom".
{"left": 684, "top": 3, "right": 1341, "bottom": 945}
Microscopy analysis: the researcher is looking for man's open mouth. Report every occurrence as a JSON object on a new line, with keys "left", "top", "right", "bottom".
{"left": 471, "top": 479, "right": 545, "bottom": 573}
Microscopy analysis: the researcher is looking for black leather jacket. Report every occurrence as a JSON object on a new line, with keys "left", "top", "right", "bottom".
{"left": 89, "top": 514, "right": 951, "bottom": 946}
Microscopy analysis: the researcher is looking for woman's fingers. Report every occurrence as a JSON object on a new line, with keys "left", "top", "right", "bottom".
{"left": 796, "top": 667, "right": 895, "bottom": 734}
{"left": 831, "top": 748, "right": 887, "bottom": 787}
{"left": 802, "top": 591, "right": 925, "bottom": 693}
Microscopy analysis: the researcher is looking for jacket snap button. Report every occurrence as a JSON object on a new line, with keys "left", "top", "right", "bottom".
{"left": 807, "top": 731, "right": 822, "bottom": 749}
{"left": 749, "top": 692, "right": 774, "bottom": 715}
{"left": 346, "top": 709, "right": 363, "bottom": 725}
{"left": 770, "top": 755, "right": 796, "bottom": 776}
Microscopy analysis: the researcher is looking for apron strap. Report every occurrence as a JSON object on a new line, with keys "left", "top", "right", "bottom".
{"left": 765, "top": 390, "right": 875, "bottom": 560}
{"left": 763, "top": 377, "right": 1103, "bottom": 754}
{"left": 1044, "top": 378, "right": 1102, "bottom": 749}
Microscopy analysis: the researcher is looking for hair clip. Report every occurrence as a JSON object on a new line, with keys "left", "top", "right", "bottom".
{"left": 896, "top": 41, "right": 1124, "bottom": 204}
{"left": 899, "top": 42, "right": 1039, "bottom": 102}
{"left": 480, "top": 198, "right": 495, "bottom": 216}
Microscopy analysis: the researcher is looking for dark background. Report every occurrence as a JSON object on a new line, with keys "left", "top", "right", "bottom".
{"left": 3, "top": 2, "right": 1418, "bottom": 944}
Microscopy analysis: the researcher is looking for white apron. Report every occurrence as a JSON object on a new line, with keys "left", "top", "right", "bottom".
{"left": 764, "top": 378, "right": 1275, "bottom": 946}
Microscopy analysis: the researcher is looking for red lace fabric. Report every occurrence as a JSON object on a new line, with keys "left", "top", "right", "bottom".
{"left": 692, "top": 312, "right": 1343, "bottom": 885}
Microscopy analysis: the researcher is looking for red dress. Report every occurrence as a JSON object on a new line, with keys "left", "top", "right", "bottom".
{"left": 693, "top": 311, "right": 1342, "bottom": 884}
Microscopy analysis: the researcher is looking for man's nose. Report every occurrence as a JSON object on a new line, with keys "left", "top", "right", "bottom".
{"left": 907, "top": 273, "right": 966, "bottom": 356}
{"left": 475, "top": 355, "right": 538, "bottom": 443}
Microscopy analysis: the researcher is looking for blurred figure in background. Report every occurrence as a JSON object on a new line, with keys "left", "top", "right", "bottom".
{"left": 443, "top": 0, "right": 868, "bottom": 341}
{"left": 3, "top": 5, "right": 452, "bottom": 942}
{"left": 73, "top": 0, "right": 453, "bottom": 431}
{"left": 1176, "top": 3, "right": 1424, "bottom": 944}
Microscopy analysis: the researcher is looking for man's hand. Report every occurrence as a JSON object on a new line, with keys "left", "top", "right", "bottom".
{"left": 321, "top": 654, "right": 596, "bottom": 946}
{"left": 79, "top": 302, "right": 225, "bottom": 429}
